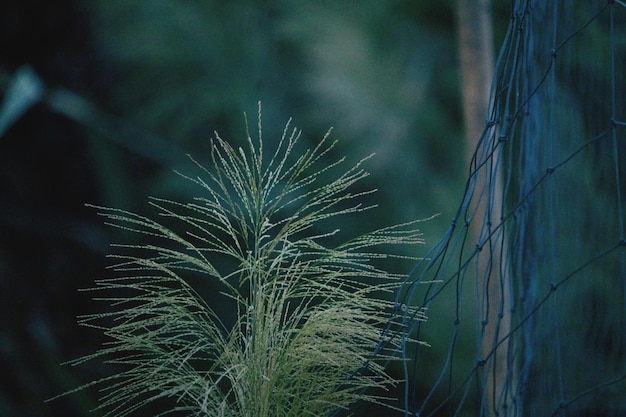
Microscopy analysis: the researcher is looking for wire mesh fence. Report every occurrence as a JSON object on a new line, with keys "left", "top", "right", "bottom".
{"left": 391, "top": 1, "right": 626, "bottom": 416}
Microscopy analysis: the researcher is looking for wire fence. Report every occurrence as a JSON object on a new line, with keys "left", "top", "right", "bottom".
{"left": 391, "top": 1, "right": 626, "bottom": 416}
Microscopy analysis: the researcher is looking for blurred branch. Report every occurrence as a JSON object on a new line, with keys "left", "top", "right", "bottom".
{"left": 0, "top": 66, "right": 44, "bottom": 137}
{"left": 0, "top": 66, "right": 177, "bottom": 167}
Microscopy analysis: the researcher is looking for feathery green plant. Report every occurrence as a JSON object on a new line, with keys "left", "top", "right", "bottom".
{"left": 66, "top": 104, "right": 427, "bottom": 416}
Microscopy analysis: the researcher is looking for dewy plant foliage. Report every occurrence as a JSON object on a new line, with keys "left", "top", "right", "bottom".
{"left": 67, "top": 105, "right": 427, "bottom": 416}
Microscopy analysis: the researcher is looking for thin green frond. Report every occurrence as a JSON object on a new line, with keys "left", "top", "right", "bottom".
{"left": 64, "top": 103, "right": 428, "bottom": 416}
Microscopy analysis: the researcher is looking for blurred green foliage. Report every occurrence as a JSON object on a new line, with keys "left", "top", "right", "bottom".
{"left": 0, "top": 1, "right": 505, "bottom": 416}
{"left": 0, "top": 2, "right": 458, "bottom": 415}
{"left": 3, "top": 0, "right": 624, "bottom": 415}
{"left": 81, "top": 0, "right": 466, "bottom": 222}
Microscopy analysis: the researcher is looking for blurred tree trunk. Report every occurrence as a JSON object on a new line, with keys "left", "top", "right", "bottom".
{"left": 457, "top": 0, "right": 493, "bottom": 159}
{"left": 456, "top": 1, "right": 513, "bottom": 415}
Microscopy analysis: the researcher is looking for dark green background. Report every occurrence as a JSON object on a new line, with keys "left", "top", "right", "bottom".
{"left": 5, "top": 1, "right": 620, "bottom": 416}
